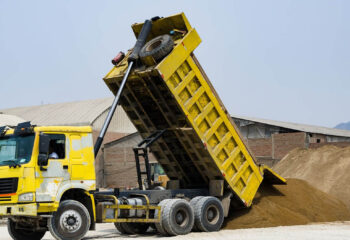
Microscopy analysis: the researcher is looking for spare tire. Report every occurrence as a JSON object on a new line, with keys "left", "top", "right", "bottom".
{"left": 139, "top": 34, "right": 174, "bottom": 65}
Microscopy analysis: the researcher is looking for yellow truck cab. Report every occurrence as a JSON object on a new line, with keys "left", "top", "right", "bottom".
{"left": 0, "top": 123, "right": 96, "bottom": 240}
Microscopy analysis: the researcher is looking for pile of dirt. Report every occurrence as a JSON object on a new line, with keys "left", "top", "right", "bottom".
{"left": 273, "top": 145, "right": 350, "bottom": 210}
{"left": 224, "top": 179, "right": 350, "bottom": 230}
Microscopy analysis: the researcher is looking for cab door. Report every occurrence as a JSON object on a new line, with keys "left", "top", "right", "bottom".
{"left": 69, "top": 133, "right": 95, "bottom": 181}
{"left": 35, "top": 133, "right": 70, "bottom": 202}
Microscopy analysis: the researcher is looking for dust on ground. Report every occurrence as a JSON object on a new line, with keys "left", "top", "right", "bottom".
{"left": 224, "top": 178, "right": 350, "bottom": 229}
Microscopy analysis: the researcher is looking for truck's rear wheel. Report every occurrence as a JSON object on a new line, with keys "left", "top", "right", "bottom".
{"left": 162, "top": 199, "right": 194, "bottom": 236}
{"left": 7, "top": 219, "right": 46, "bottom": 240}
{"left": 193, "top": 196, "right": 224, "bottom": 232}
{"left": 190, "top": 196, "right": 204, "bottom": 231}
{"left": 155, "top": 199, "right": 171, "bottom": 235}
{"left": 48, "top": 200, "right": 90, "bottom": 240}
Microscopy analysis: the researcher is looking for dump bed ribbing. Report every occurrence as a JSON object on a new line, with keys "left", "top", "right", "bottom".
{"left": 104, "top": 13, "right": 285, "bottom": 207}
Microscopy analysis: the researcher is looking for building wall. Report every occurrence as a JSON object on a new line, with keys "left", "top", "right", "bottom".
{"left": 103, "top": 146, "right": 140, "bottom": 188}
{"left": 92, "top": 130, "right": 130, "bottom": 187}
{"left": 247, "top": 138, "right": 272, "bottom": 157}
{"left": 101, "top": 134, "right": 157, "bottom": 189}
{"left": 308, "top": 133, "right": 327, "bottom": 144}
{"left": 248, "top": 132, "right": 350, "bottom": 166}
{"left": 326, "top": 135, "right": 350, "bottom": 143}
{"left": 309, "top": 142, "right": 350, "bottom": 148}
{"left": 272, "top": 132, "right": 307, "bottom": 159}
{"left": 246, "top": 132, "right": 307, "bottom": 166}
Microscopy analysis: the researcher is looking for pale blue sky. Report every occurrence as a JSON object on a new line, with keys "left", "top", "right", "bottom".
{"left": 0, "top": 1, "right": 349, "bottom": 127}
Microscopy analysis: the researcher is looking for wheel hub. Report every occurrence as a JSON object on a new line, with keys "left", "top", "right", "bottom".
{"left": 175, "top": 212, "right": 184, "bottom": 224}
{"left": 207, "top": 209, "right": 215, "bottom": 221}
{"left": 206, "top": 206, "right": 219, "bottom": 224}
{"left": 67, "top": 217, "right": 76, "bottom": 226}
{"left": 60, "top": 210, "right": 82, "bottom": 232}
{"left": 174, "top": 208, "right": 189, "bottom": 227}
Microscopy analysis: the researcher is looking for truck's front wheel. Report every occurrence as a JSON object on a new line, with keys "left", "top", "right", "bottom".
{"left": 7, "top": 218, "right": 46, "bottom": 240}
{"left": 48, "top": 200, "right": 90, "bottom": 240}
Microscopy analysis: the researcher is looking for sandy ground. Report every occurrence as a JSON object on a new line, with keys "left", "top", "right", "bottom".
{"left": 0, "top": 222, "right": 350, "bottom": 240}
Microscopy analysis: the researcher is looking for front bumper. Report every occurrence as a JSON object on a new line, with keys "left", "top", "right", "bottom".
{"left": 0, "top": 203, "right": 37, "bottom": 217}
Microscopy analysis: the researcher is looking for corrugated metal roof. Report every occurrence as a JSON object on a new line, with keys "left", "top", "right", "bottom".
{"left": 104, "top": 132, "right": 139, "bottom": 147}
{"left": 0, "top": 114, "right": 25, "bottom": 127}
{"left": 232, "top": 115, "right": 350, "bottom": 138}
{"left": 1, "top": 98, "right": 114, "bottom": 126}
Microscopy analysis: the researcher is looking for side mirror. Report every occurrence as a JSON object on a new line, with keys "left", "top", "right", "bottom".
{"left": 38, "top": 134, "right": 50, "bottom": 167}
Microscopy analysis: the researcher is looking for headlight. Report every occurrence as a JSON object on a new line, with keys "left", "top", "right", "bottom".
{"left": 18, "top": 193, "right": 34, "bottom": 202}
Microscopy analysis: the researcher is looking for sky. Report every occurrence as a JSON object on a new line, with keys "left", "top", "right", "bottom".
{"left": 0, "top": 0, "right": 349, "bottom": 128}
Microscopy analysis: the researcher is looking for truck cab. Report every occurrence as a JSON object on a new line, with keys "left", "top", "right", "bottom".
{"left": 0, "top": 122, "right": 96, "bottom": 240}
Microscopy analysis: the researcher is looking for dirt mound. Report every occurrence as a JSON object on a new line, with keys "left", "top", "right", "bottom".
{"left": 224, "top": 179, "right": 350, "bottom": 229}
{"left": 273, "top": 145, "right": 350, "bottom": 210}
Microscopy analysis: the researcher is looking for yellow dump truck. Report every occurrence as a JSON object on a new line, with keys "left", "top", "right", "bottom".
{"left": 0, "top": 13, "right": 285, "bottom": 240}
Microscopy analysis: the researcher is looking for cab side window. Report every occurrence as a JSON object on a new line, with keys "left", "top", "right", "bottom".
{"left": 48, "top": 134, "right": 65, "bottom": 159}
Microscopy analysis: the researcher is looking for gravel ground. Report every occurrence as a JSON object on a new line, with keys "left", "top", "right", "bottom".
{"left": 0, "top": 221, "right": 349, "bottom": 240}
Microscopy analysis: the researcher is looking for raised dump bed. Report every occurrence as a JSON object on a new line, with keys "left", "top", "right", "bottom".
{"left": 104, "top": 13, "right": 285, "bottom": 208}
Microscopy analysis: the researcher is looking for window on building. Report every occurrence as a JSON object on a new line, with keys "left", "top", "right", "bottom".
{"left": 316, "top": 139, "right": 321, "bottom": 143}
{"left": 48, "top": 134, "right": 65, "bottom": 159}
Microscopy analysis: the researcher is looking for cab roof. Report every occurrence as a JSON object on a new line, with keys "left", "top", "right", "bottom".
{"left": 1, "top": 123, "right": 92, "bottom": 136}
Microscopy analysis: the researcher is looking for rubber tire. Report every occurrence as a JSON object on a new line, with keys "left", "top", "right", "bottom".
{"left": 162, "top": 199, "right": 194, "bottom": 236}
{"left": 7, "top": 218, "right": 46, "bottom": 240}
{"left": 48, "top": 200, "right": 91, "bottom": 240}
{"left": 155, "top": 199, "right": 171, "bottom": 235}
{"left": 193, "top": 196, "right": 224, "bottom": 232}
{"left": 114, "top": 223, "right": 128, "bottom": 234}
{"left": 189, "top": 196, "right": 204, "bottom": 231}
{"left": 120, "top": 223, "right": 149, "bottom": 234}
{"left": 139, "top": 34, "right": 174, "bottom": 63}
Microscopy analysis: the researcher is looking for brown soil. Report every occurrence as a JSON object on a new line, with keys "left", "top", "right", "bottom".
{"left": 273, "top": 145, "right": 350, "bottom": 210}
{"left": 223, "top": 178, "right": 350, "bottom": 230}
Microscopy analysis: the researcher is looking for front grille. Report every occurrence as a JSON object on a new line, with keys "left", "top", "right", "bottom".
{"left": 0, "top": 178, "right": 18, "bottom": 194}
{"left": 0, "top": 196, "right": 11, "bottom": 202}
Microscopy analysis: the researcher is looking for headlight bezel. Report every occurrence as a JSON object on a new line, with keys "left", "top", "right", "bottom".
{"left": 18, "top": 192, "right": 34, "bottom": 202}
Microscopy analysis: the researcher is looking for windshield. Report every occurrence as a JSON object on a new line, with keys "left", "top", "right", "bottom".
{"left": 0, "top": 134, "right": 35, "bottom": 166}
